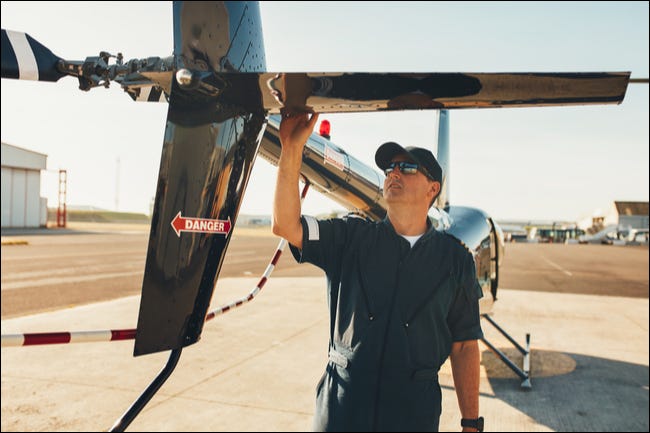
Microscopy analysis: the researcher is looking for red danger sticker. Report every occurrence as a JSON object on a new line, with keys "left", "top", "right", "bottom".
{"left": 171, "top": 212, "right": 231, "bottom": 237}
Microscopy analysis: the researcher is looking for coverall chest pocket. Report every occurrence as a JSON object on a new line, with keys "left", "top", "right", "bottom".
{"left": 403, "top": 274, "right": 455, "bottom": 368}
{"left": 333, "top": 257, "right": 377, "bottom": 351}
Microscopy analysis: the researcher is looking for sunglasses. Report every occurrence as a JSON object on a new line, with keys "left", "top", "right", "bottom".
{"left": 384, "top": 161, "right": 427, "bottom": 177}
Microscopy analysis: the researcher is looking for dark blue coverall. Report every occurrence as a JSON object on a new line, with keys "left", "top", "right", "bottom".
{"left": 290, "top": 215, "right": 483, "bottom": 432}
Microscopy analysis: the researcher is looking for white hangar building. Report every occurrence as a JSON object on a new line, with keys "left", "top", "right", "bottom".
{"left": 1, "top": 142, "right": 48, "bottom": 228}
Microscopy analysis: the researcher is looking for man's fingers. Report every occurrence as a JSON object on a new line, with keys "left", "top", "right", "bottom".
{"left": 308, "top": 112, "right": 320, "bottom": 129}
{"left": 279, "top": 111, "right": 319, "bottom": 143}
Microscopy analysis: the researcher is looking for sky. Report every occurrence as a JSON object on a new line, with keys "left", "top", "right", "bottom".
{"left": 1, "top": 1, "right": 648, "bottom": 222}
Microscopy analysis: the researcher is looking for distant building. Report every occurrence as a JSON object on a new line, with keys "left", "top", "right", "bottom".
{"left": 577, "top": 201, "right": 648, "bottom": 232}
{"left": 615, "top": 201, "right": 649, "bottom": 230}
{"left": 1, "top": 142, "right": 48, "bottom": 228}
{"left": 496, "top": 219, "right": 583, "bottom": 243}
{"left": 236, "top": 214, "right": 271, "bottom": 226}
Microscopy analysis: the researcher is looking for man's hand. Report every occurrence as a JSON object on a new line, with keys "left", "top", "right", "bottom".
{"left": 279, "top": 109, "right": 319, "bottom": 155}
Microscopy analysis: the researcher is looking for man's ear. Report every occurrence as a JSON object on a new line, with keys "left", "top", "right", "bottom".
{"left": 431, "top": 181, "right": 441, "bottom": 197}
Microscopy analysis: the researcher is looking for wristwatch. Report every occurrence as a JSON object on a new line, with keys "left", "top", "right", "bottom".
{"left": 461, "top": 417, "right": 484, "bottom": 431}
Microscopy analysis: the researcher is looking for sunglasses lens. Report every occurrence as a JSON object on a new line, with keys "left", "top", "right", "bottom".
{"left": 385, "top": 162, "right": 420, "bottom": 176}
{"left": 401, "top": 164, "right": 418, "bottom": 174}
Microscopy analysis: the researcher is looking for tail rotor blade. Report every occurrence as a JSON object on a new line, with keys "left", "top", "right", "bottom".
{"left": 133, "top": 1, "right": 268, "bottom": 357}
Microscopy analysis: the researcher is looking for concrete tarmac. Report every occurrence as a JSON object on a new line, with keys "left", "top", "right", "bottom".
{"left": 1, "top": 226, "right": 648, "bottom": 431}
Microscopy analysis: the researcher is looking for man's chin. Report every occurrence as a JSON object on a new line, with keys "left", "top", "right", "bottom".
{"left": 384, "top": 194, "right": 405, "bottom": 205}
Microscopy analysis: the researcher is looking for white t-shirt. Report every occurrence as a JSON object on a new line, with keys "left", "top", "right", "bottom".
{"left": 401, "top": 233, "right": 424, "bottom": 248}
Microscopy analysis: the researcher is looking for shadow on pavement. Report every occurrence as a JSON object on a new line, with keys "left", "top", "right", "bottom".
{"left": 484, "top": 348, "right": 649, "bottom": 432}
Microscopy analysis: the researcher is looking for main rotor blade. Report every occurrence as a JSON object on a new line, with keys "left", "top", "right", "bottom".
{"left": 249, "top": 72, "right": 631, "bottom": 113}
{"left": 1, "top": 29, "right": 65, "bottom": 82}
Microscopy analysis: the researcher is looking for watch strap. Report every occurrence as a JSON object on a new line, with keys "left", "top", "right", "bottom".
{"left": 461, "top": 416, "right": 484, "bottom": 431}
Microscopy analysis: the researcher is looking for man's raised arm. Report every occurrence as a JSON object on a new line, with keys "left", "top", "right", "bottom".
{"left": 272, "top": 111, "right": 319, "bottom": 250}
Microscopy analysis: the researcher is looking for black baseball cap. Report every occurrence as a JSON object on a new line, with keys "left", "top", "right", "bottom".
{"left": 375, "top": 142, "right": 442, "bottom": 182}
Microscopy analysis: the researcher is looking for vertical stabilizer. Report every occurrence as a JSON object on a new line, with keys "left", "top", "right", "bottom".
{"left": 436, "top": 110, "right": 450, "bottom": 209}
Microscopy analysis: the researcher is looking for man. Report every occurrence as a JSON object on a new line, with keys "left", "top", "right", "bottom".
{"left": 273, "top": 110, "right": 483, "bottom": 432}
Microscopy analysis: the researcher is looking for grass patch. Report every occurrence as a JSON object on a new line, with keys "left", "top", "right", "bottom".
{"left": 47, "top": 209, "right": 150, "bottom": 223}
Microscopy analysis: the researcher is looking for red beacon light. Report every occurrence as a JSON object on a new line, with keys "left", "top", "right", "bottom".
{"left": 319, "top": 119, "right": 331, "bottom": 140}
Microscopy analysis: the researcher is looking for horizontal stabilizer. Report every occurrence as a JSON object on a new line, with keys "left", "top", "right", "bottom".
{"left": 248, "top": 72, "right": 631, "bottom": 114}
{"left": 1, "top": 29, "right": 65, "bottom": 82}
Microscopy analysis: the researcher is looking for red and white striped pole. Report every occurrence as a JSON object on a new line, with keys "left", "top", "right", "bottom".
{"left": 1, "top": 182, "right": 310, "bottom": 348}
{"left": 1, "top": 329, "right": 136, "bottom": 347}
